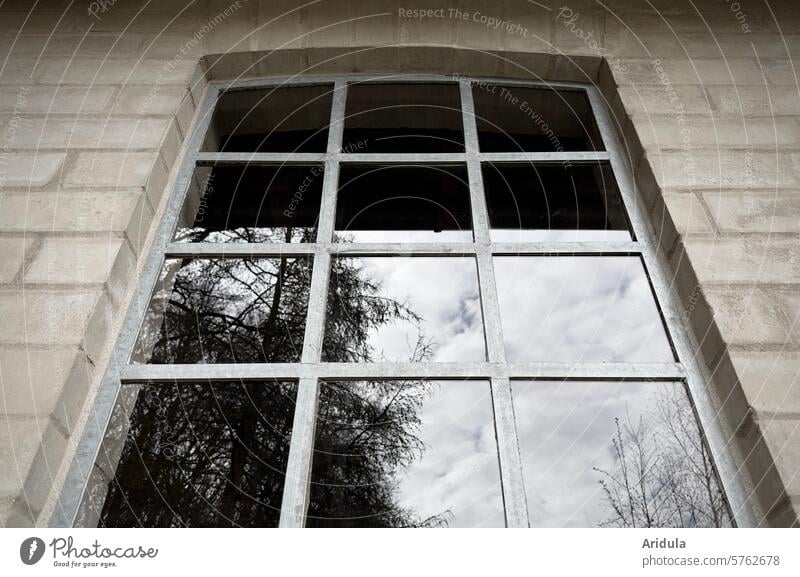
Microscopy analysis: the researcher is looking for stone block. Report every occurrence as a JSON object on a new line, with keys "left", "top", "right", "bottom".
{"left": 760, "top": 418, "right": 800, "bottom": 496}
{"left": 0, "top": 153, "right": 65, "bottom": 188}
{"left": 64, "top": 152, "right": 156, "bottom": 189}
{"left": 636, "top": 116, "right": 800, "bottom": 150}
{"left": 111, "top": 85, "right": 191, "bottom": 116}
{"left": 0, "top": 237, "right": 33, "bottom": 283}
{"left": 0, "top": 290, "right": 103, "bottom": 346}
{"left": 0, "top": 418, "right": 41, "bottom": 498}
{"left": 708, "top": 86, "right": 800, "bottom": 116}
{"left": 680, "top": 237, "right": 800, "bottom": 284}
{"left": 0, "top": 116, "right": 170, "bottom": 150}
{"left": 730, "top": 351, "right": 800, "bottom": 414}
{"left": 648, "top": 151, "right": 796, "bottom": 189}
{"left": 0, "top": 190, "right": 143, "bottom": 234}
{"left": 703, "top": 191, "right": 800, "bottom": 234}
{"left": 618, "top": 85, "right": 711, "bottom": 116}
{"left": 705, "top": 286, "right": 792, "bottom": 347}
{"left": 0, "top": 348, "right": 81, "bottom": 417}
{"left": 24, "top": 237, "right": 127, "bottom": 285}
{"left": 0, "top": 86, "right": 115, "bottom": 114}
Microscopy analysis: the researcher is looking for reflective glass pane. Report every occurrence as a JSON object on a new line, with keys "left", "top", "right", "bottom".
{"left": 483, "top": 163, "right": 631, "bottom": 242}
{"left": 334, "top": 164, "right": 472, "bottom": 242}
{"left": 494, "top": 256, "right": 674, "bottom": 363}
{"left": 472, "top": 84, "right": 603, "bottom": 152}
{"left": 343, "top": 83, "right": 464, "bottom": 153}
{"left": 511, "top": 380, "right": 732, "bottom": 527}
{"left": 306, "top": 380, "right": 504, "bottom": 527}
{"left": 203, "top": 85, "right": 333, "bottom": 152}
{"left": 98, "top": 381, "right": 297, "bottom": 527}
{"left": 174, "top": 165, "right": 323, "bottom": 243}
{"left": 133, "top": 257, "right": 312, "bottom": 363}
{"left": 323, "top": 257, "right": 486, "bottom": 362}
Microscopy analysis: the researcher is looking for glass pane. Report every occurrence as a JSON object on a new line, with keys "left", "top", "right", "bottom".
{"left": 133, "top": 257, "right": 312, "bottom": 363}
{"left": 472, "top": 84, "right": 603, "bottom": 152}
{"left": 343, "top": 83, "right": 464, "bottom": 153}
{"left": 511, "top": 380, "right": 732, "bottom": 527}
{"left": 203, "top": 85, "right": 333, "bottom": 152}
{"left": 174, "top": 164, "right": 323, "bottom": 243}
{"left": 494, "top": 256, "right": 674, "bottom": 363}
{"left": 98, "top": 381, "right": 297, "bottom": 527}
{"left": 482, "top": 163, "right": 631, "bottom": 242}
{"left": 323, "top": 257, "right": 486, "bottom": 362}
{"left": 334, "top": 164, "right": 472, "bottom": 242}
{"left": 306, "top": 380, "right": 504, "bottom": 527}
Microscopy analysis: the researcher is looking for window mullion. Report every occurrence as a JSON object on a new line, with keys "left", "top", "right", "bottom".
{"left": 283, "top": 80, "right": 347, "bottom": 528}
{"left": 119, "top": 361, "right": 687, "bottom": 382}
{"left": 460, "top": 80, "right": 505, "bottom": 363}
{"left": 279, "top": 377, "right": 320, "bottom": 528}
{"left": 491, "top": 377, "right": 530, "bottom": 527}
{"left": 461, "top": 79, "right": 531, "bottom": 528}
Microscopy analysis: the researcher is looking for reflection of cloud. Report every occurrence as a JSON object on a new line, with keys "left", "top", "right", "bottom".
{"left": 494, "top": 256, "right": 674, "bottom": 363}
{"left": 512, "top": 380, "right": 675, "bottom": 527}
{"left": 341, "top": 230, "right": 472, "bottom": 243}
{"left": 490, "top": 229, "right": 630, "bottom": 243}
{"left": 396, "top": 380, "right": 504, "bottom": 527}
{"left": 357, "top": 257, "right": 486, "bottom": 362}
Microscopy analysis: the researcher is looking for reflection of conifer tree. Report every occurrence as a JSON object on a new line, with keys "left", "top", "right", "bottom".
{"left": 307, "top": 340, "right": 445, "bottom": 528}
{"left": 594, "top": 386, "right": 731, "bottom": 528}
{"left": 100, "top": 230, "right": 443, "bottom": 527}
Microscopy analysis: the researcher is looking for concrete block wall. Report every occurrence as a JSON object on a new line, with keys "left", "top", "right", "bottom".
{"left": 0, "top": 0, "right": 798, "bottom": 527}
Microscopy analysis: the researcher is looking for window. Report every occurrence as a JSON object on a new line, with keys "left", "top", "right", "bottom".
{"left": 58, "top": 77, "right": 753, "bottom": 529}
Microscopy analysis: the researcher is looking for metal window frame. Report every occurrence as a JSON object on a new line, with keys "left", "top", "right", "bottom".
{"left": 51, "top": 74, "right": 756, "bottom": 529}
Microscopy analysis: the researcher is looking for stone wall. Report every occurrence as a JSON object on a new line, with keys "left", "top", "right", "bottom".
{"left": 0, "top": 0, "right": 798, "bottom": 527}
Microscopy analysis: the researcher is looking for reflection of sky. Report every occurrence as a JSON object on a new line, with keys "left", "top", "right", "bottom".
{"left": 512, "top": 380, "right": 681, "bottom": 527}
{"left": 347, "top": 257, "right": 486, "bottom": 362}
{"left": 494, "top": 256, "right": 674, "bottom": 363}
{"left": 340, "top": 230, "right": 472, "bottom": 243}
{"left": 490, "top": 229, "right": 631, "bottom": 243}
{"left": 397, "top": 380, "right": 505, "bottom": 527}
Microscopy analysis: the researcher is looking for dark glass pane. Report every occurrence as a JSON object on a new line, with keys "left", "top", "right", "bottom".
{"left": 323, "top": 257, "right": 485, "bottom": 362}
{"left": 307, "top": 380, "right": 504, "bottom": 527}
{"left": 203, "top": 85, "right": 333, "bottom": 152}
{"left": 335, "top": 164, "right": 472, "bottom": 242}
{"left": 482, "top": 162, "right": 631, "bottom": 242}
{"left": 133, "top": 257, "right": 312, "bottom": 363}
{"left": 342, "top": 83, "right": 464, "bottom": 153}
{"left": 174, "top": 164, "right": 323, "bottom": 243}
{"left": 98, "top": 381, "right": 297, "bottom": 527}
{"left": 512, "top": 380, "right": 732, "bottom": 527}
{"left": 494, "top": 256, "right": 674, "bottom": 363}
{"left": 472, "top": 84, "right": 603, "bottom": 152}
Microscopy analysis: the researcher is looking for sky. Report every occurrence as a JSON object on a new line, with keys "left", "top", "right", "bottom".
{"left": 493, "top": 256, "right": 675, "bottom": 363}
{"left": 350, "top": 256, "right": 487, "bottom": 362}
{"left": 512, "top": 380, "right": 693, "bottom": 527}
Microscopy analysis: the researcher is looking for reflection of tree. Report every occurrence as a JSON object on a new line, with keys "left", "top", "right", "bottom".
{"left": 322, "top": 255, "right": 431, "bottom": 362}
{"left": 136, "top": 254, "right": 312, "bottom": 364}
{"left": 307, "top": 343, "right": 446, "bottom": 528}
{"left": 175, "top": 222, "right": 317, "bottom": 244}
{"left": 594, "top": 386, "right": 731, "bottom": 528}
{"left": 100, "top": 382, "right": 297, "bottom": 527}
{"left": 100, "top": 233, "right": 446, "bottom": 527}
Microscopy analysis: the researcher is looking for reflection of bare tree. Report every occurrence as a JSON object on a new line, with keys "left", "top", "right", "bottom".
{"left": 594, "top": 386, "right": 731, "bottom": 528}
{"left": 175, "top": 221, "right": 317, "bottom": 244}
{"left": 136, "top": 255, "right": 312, "bottom": 364}
{"left": 100, "top": 234, "right": 446, "bottom": 527}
